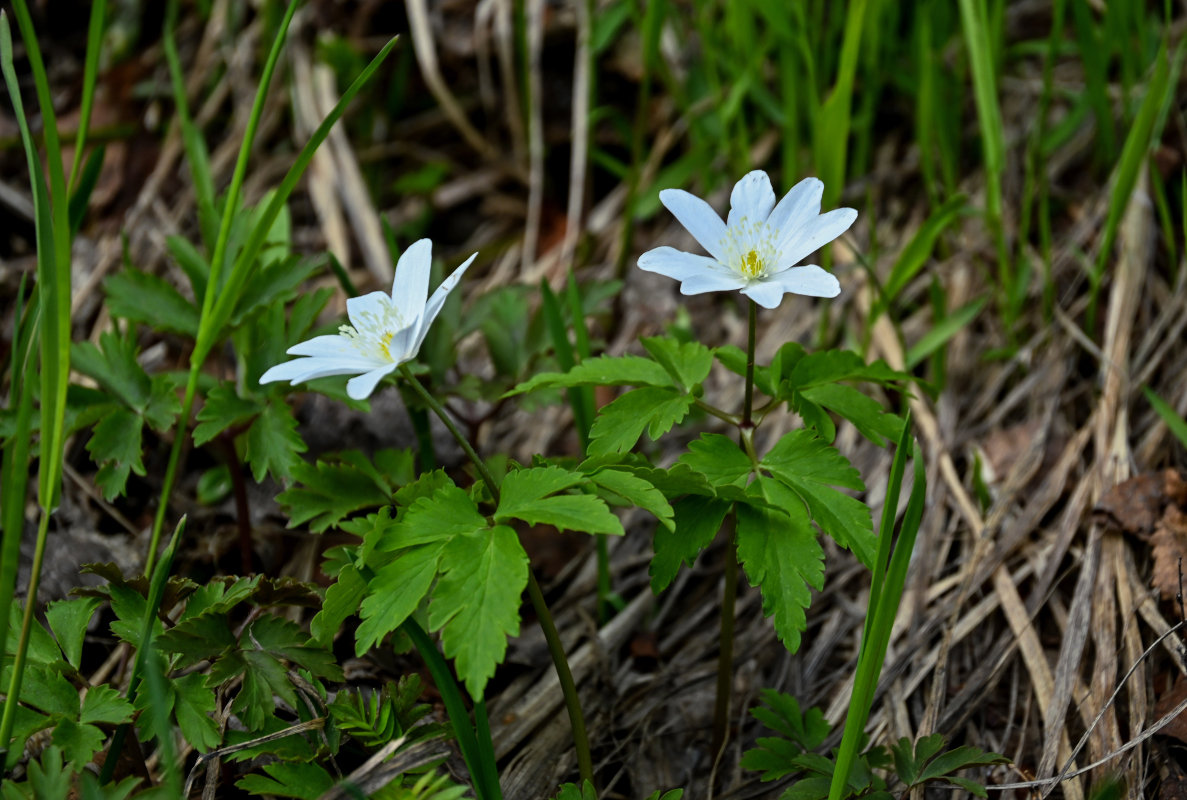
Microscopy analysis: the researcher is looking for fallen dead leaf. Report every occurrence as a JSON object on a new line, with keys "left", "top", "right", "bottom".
{"left": 1096, "top": 470, "right": 1186, "bottom": 540}
{"left": 1150, "top": 505, "right": 1187, "bottom": 601}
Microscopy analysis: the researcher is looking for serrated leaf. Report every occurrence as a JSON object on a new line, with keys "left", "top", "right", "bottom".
{"left": 50, "top": 718, "right": 105, "bottom": 769}
{"left": 193, "top": 383, "right": 263, "bottom": 446}
{"left": 157, "top": 612, "right": 236, "bottom": 667}
{"left": 760, "top": 430, "right": 874, "bottom": 565}
{"left": 641, "top": 336, "right": 713, "bottom": 390}
{"left": 736, "top": 501, "right": 824, "bottom": 652}
{"left": 246, "top": 615, "right": 343, "bottom": 682}
{"left": 173, "top": 673, "right": 221, "bottom": 752}
{"left": 588, "top": 387, "right": 694, "bottom": 456}
{"left": 917, "top": 743, "right": 1010, "bottom": 784}
{"left": 715, "top": 344, "right": 775, "bottom": 396}
{"left": 311, "top": 565, "right": 365, "bottom": 647}
{"left": 71, "top": 331, "right": 150, "bottom": 409}
{"left": 244, "top": 400, "right": 306, "bottom": 482}
{"left": 507, "top": 354, "right": 674, "bottom": 396}
{"left": 21, "top": 665, "right": 79, "bottom": 716}
{"left": 739, "top": 736, "right": 805, "bottom": 781}
{"left": 180, "top": 576, "right": 262, "bottom": 621}
{"left": 236, "top": 761, "right": 335, "bottom": 799}
{"left": 86, "top": 408, "right": 144, "bottom": 500}
{"left": 650, "top": 495, "right": 730, "bottom": 593}
{"left": 80, "top": 684, "right": 133, "bottom": 725}
{"left": 429, "top": 525, "right": 528, "bottom": 696}
{"left": 230, "top": 254, "right": 322, "bottom": 328}
{"left": 143, "top": 374, "right": 182, "bottom": 431}
{"left": 678, "top": 433, "right": 753, "bottom": 491}
{"left": 277, "top": 450, "right": 403, "bottom": 532}
{"left": 786, "top": 350, "right": 905, "bottom": 391}
{"left": 104, "top": 268, "right": 200, "bottom": 337}
{"left": 497, "top": 466, "right": 623, "bottom": 535}
{"left": 374, "top": 484, "right": 486, "bottom": 552}
{"left": 356, "top": 543, "right": 445, "bottom": 654}
{"left": 583, "top": 467, "right": 675, "bottom": 531}
{"left": 44, "top": 597, "right": 101, "bottom": 669}
{"left": 749, "top": 689, "right": 830, "bottom": 751}
{"left": 798, "top": 382, "right": 903, "bottom": 446}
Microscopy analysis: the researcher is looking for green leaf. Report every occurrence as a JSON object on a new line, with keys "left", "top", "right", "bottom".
{"left": 157, "top": 612, "right": 237, "bottom": 667}
{"left": 277, "top": 449, "right": 407, "bottom": 532}
{"left": 143, "top": 374, "right": 182, "bottom": 432}
{"left": 786, "top": 350, "right": 905, "bottom": 391}
{"left": 798, "top": 382, "right": 903, "bottom": 446}
{"left": 356, "top": 544, "right": 445, "bottom": 654}
{"left": 496, "top": 466, "right": 623, "bottom": 535}
{"left": 905, "top": 297, "right": 986, "bottom": 370}
{"left": 44, "top": 596, "right": 101, "bottom": 669}
{"left": 70, "top": 331, "right": 150, "bottom": 409}
{"left": 374, "top": 484, "right": 487, "bottom": 551}
{"left": 882, "top": 195, "right": 967, "bottom": 303}
{"left": 166, "top": 233, "right": 209, "bottom": 299}
{"left": 678, "top": 433, "right": 753, "bottom": 491}
{"left": 1146, "top": 386, "right": 1187, "bottom": 449}
{"left": 193, "top": 382, "right": 263, "bottom": 446}
{"left": 507, "top": 354, "right": 675, "bottom": 396}
{"left": 86, "top": 407, "right": 144, "bottom": 500}
{"left": 173, "top": 673, "right": 221, "bottom": 752}
{"left": 715, "top": 344, "right": 775, "bottom": 396}
{"left": 244, "top": 400, "right": 306, "bottom": 482}
{"left": 21, "top": 747, "right": 71, "bottom": 800}
{"left": 429, "top": 525, "right": 528, "bottom": 697}
{"left": 760, "top": 430, "right": 874, "bottom": 565}
{"left": 736, "top": 500, "right": 824, "bottom": 652}
{"left": 104, "top": 268, "right": 200, "bottom": 337}
{"left": 80, "top": 684, "right": 133, "bottom": 725}
{"left": 749, "top": 689, "right": 830, "bottom": 752}
{"left": 583, "top": 467, "right": 675, "bottom": 531}
{"left": 588, "top": 387, "right": 694, "bottom": 456}
{"left": 230, "top": 254, "right": 322, "bottom": 328}
{"left": 50, "top": 718, "right": 105, "bottom": 770}
{"left": 641, "top": 336, "right": 713, "bottom": 390}
{"left": 311, "top": 564, "right": 366, "bottom": 648}
{"left": 650, "top": 496, "right": 730, "bottom": 593}
{"left": 236, "top": 762, "right": 335, "bottom": 799}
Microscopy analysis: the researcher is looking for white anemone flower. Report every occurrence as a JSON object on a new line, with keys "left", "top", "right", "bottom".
{"left": 260, "top": 239, "right": 476, "bottom": 400}
{"left": 638, "top": 170, "right": 857, "bottom": 309}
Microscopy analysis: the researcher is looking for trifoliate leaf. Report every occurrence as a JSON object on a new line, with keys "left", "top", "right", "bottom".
{"left": 104, "top": 268, "right": 200, "bottom": 337}
{"left": 429, "top": 525, "right": 528, "bottom": 697}
{"left": 583, "top": 467, "right": 675, "bottom": 531}
{"left": 736, "top": 500, "right": 824, "bottom": 653}
{"left": 507, "top": 354, "right": 675, "bottom": 396}
{"left": 760, "top": 430, "right": 874, "bottom": 565}
{"left": 244, "top": 400, "right": 306, "bottom": 482}
{"left": 678, "top": 433, "right": 753, "bottom": 491}
{"left": 44, "top": 597, "right": 101, "bottom": 669}
{"left": 748, "top": 689, "right": 830, "bottom": 751}
{"left": 246, "top": 615, "right": 343, "bottom": 682}
{"left": 277, "top": 449, "right": 408, "bottom": 532}
{"left": 236, "top": 762, "right": 335, "bottom": 800}
{"left": 641, "top": 336, "right": 713, "bottom": 390}
{"left": 356, "top": 544, "right": 445, "bottom": 654}
{"left": 650, "top": 495, "right": 731, "bottom": 593}
{"left": 193, "top": 382, "right": 263, "bottom": 446}
{"left": 80, "top": 684, "right": 133, "bottom": 726}
{"left": 497, "top": 466, "right": 624, "bottom": 535}
{"left": 588, "top": 387, "right": 694, "bottom": 456}
{"left": 86, "top": 407, "right": 145, "bottom": 500}
{"left": 172, "top": 673, "right": 221, "bottom": 752}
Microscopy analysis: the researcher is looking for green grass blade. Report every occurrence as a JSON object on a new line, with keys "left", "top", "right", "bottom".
{"left": 813, "top": 0, "right": 869, "bottom": 207}
{"left": 958, "top": 0, "right": 1009, "bottom": 296}
{"left": 67, "top": 0, "right": 106, "bottom": 193}
{"left": 1145, "top": 388, "right": 1187, "bottom": 450}
{"left": 164, "top": 0, "right": 217, "bottom": 250}
{"left": 905, "top": 297, "right": 986, "bottom": 370}
{"left": 68, "top": 145, "right": 106, "bottom": 238}
{"left": 829, "top": 413, "right": 923, "bottom": 800}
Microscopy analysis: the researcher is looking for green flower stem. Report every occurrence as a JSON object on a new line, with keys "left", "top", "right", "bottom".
{"left": 0, "top": 512, "right": 50, "bottom": 765}
{"left": 712, "top": 298, "right": 758, "bottom": 756}
{"left": 711, "top": 513, "right": 738, "bottom": 757}
{"left": 399, "top": 366, "right": 595, "bottom": 786}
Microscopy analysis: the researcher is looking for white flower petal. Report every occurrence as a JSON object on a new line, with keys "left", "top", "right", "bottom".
{"left": 346, "top": 363, "right": 399, "bottom": 400}
{"left": 392, "top": 239, "right": 433, "bottom": 323}
{"left": 412, "top": 251, "right": 478, "bottom": 358}
{"left": 678, "top": 271, "right": 748, "bottom": 296}
{"left": 727, "top": 170, "right": 776, "bottom": 229}
{"left": 739, "top": 280, "right": 789, "bottom": 309}
{"left": 287, "top": 334, "right": 355, "bottom": 358}
{"left": 658, "top": 189, "right": 728, "bottom": 261}
{"left": 768, "top": 265, "right": 840, "bottom": 298}
{"left": 775, "top": 207, "right": 857, "bottom": 271}
{"left": 260, "top": 357, "right": 369, "bottom": 386}
{"left": 638, "top": 246, "right": 727, "bottom": 282}
{"left": 346, "top": 291, "right": 395, "bottom": 331}
{"left": 767, "top": 177, "right": 823, "bottom": 234}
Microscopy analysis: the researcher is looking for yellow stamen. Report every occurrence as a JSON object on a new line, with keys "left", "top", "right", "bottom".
{"left": 378, "top": 331, "right": 395, "bottom": 360}
{"left": 741, "top": 249, "right": 763, "bottom": 278}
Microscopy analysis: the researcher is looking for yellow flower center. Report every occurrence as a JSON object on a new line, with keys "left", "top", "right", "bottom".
{"left": 378, "top": 331, "right": 395, "bottom": 360}
{"left": 741, "top": 249, "right": 763, "bottom": 278}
